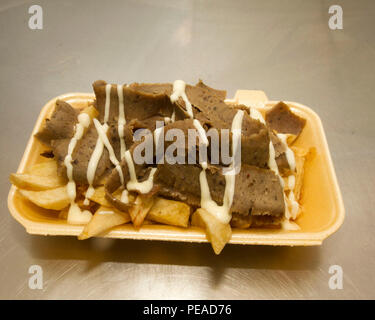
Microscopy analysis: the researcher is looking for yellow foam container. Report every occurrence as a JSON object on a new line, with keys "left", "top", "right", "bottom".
{"left": 7, "top": 91, "right": 344, "bottom": 246}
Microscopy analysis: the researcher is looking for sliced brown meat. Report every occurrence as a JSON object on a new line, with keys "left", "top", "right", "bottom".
{"left": 129, "top": 83, "right": 172, "bottom": 95}
{"left": 129, "top": 115, "right": 167, "bottom": 133}
{"left": 157, "top": 117, "right": 269, "bottom": 168}
{"left": 104, "top": 151, "right": 158, "bottom": 211}
{"left": 179, "top": 85, "right": 271, "bottom": 168}
{"left": 129, "top": 82, "right": 189, "bottom": 122}
{"left": 232, "top": 165, "right": 284, "bottom": 216}
{"left": 52, "top": 124, "right": 112, "bottom": 185}
{"left": 270, "top": 131, "right": 286, "bottom": 158}
{"left": 251, "top": 215, "right": 282, "bottom": 228}
{"left": 35, "top": 100, "right": 78, "bottom": 147}
{"left": 93, "top": 80, "right": 174, "bottom": 123}
{"left": 154, "top": 163, "right": 285, "bottom": 217}
{"left": 130, "top": 80, "right": 269, "bottom": 169}
{"left": 105, "top": 153, "right": 284, "bottom": 217}
{"left": 269, "top": 130, "right": 291, "bottom": 173}
{"left": 195, "top": 79, "right": 227, "bottom": 101}
{"left": 265, "top": 101, "right": 306, "bottom": 136}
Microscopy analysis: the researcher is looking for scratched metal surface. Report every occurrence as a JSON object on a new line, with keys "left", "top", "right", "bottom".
{"left": 1, "top": 0, "right": 374, "bottom": 300}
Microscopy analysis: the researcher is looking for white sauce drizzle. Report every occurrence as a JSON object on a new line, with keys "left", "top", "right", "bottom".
{"left": 84, "top": 84, "right": 113, "bottom": 205}
{"left": 199, "top": 110, "right": 244, "bottom": 224}
{"left": 121, "top": 189, "right": 129, "bottom": 204}
{"left": 104, "top": 84, "right": 111, "bottom": 123}
{"left": 84, "top": 124, "right": 108, "bottom": 205}
{"left": 93, "top": 118, "right": 124, "bottom": 185}
{"left": 246, "top": 103, "right": 300, "bottom": 230}
{"left": 64, "top": 113, "right": 91, "bottom": 186}
{"left": 282, "top": 218, "right": 300, "bottom": 230}
{"left": 154, "top": 126, "right": 163, "bottom": 150}
{"left": 98, "top": 209, "right": 115, "bottom": 215}
{"left": 64, "top": 113, "right": 92, "bottom": 224}
{"left": 170, "top": 79, "right": 244, "bottom": 224}
{"left": 124, "top": 150, "right": 157, "bottom": 194}
{"left": 199, "top": 162, "right": 232, "bottom": 224}
{"left": 85, "top": 84, "right": 157, "bottom": 206}
{"left": 276, "top": 134, "right": 299, "bottom": 221}
{"left": 288, "top": 190, "right": 299, "bottom": 219}
{"left": 267, "top": 141, "right": 281, "bottom": 179}
{"left": 117, "top": 84, "right": 126, "bottom": 160}
{"left": 277, "top": 133, "right": 296, "bottom": 171}
{"left": 193, "top": 119, "right": 209, "bottom": 145}
{"left": 288, "top": 174, "right": 295, "bottom": 190}
{"left": 286, "top": 174, "right": 299, "bottom": 219}
{"left": 250, "top": 107, "right": 266, "bottom": 125}
{"left": 170, "top": 80, "right": 193, "bottom": 118}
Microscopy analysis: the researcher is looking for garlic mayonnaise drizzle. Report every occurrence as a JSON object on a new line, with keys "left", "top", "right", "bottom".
{"left": 170, "top": 80, "right": 244, "bottom": 224}
{"left": 276, "top": 133, "right": 299, "bottom": 220}
{"left": 93, "top": 118, "right": 124, "bottom": 185}
{"left": 84, "top": 123, "right": 108, "bottom": 205}
{"left": 277, "top": 133, "right": 296, "bottom": 172}
{"left": 250, "top": 107, "right": 266, "bottom": 125}
{"left": 199, "top": 110, "right": 244, "bottom": 224}
{"left": 246, "top": 104, "right": 299, "bottom": 230}
{"left": 104, "top": 83, "right": 111, "bottom": 123}
{"left": 85, "top": 83, "right": 158, "bottom": 205}
{"left": 117, "top": 84, "right": 126, "bottom": 160}
{"left": 84, "top": 84, "right": 112, "bottom": 205}
{"left": 193, "top": 119, "right": 209, "bottom": 145}
{"left": 64, "top": 112, "right": 92, "bottom": 224}
{"left": 170, "top": 80, "right": 194, "bottom": 118}
{"left": 288, "top": 175, "right": 295, "bottom": 190}
{"left": 124, "top": 150, "right": 157, "bottom": 194}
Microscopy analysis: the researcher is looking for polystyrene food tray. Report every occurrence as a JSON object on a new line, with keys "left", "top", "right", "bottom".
{"left": 7, "top": 90, "right": 345, "bottom": 246}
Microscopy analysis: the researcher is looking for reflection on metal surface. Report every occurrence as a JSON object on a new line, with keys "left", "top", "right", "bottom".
{"left": 172, "top": 18, "right": 192, "bottom": 47}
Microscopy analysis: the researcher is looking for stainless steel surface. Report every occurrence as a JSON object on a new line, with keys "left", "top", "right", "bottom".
{"left": 1, "top": 0, "right": 374, "bottom": 299}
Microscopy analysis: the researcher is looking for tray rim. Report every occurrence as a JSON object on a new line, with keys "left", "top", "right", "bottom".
{"left": 7, "top": 92, "right": 345, "bottom": 246}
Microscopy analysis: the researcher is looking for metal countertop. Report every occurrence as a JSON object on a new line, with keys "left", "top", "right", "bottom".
{"left": 1, "top": 0, "right": 374, "bottom": 299}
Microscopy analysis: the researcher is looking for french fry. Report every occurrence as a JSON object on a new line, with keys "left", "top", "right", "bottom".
{"left": 230, "top": 212, "right": 252, "bottom": 229}
{"left": 26, "top": 159, "right": 58, "bottom": 176}
{"left": 292, "top": 146, "right": 314, "bottom": 200}
{"left": 286, "top": 133, "right": 297, "bottom": 145}
{"left": 67, "top": 204, "right": 92, "bottom": 225}
{"left": 129, "top": 195, "right": 155, "bottom": 228}
{"left": 147, "top": 197, "right": 190, "bottom": 228}
{"left": 88, "top": 186, "right": 111, "bottom": 207}
{"left": 82, "top": 105, "right": 99, "bottom": 120}
{"left": 10, "top": 173, "right": 65, "bottom": 191}
{"left": 293, "top": 147, "right": 307, "bottom": 200}
{"left": 280, "top": 147, "right": 314, "bottom": 220}
{"left": 143, "top": 219, "right": 156, "bottom": 225}
{"left": 191, "top": 208, "right": 232, "bottom": 255}
{"left": 88, "top": 186, "right": 135, "bottom": 207}
{"left": 59, "top": 206, "right": 69, "bottom": 220}
{"left": 18, "top": 186, "right": 70, "bottom": 210}
{"left": 10, "top": 159, "right": 65, "bottom": 190}
{"left": 78, "top": 206, "right": 131, "bottom": 240}
{"left": 250, "top": 215, "right": 282, "bottom": 228}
